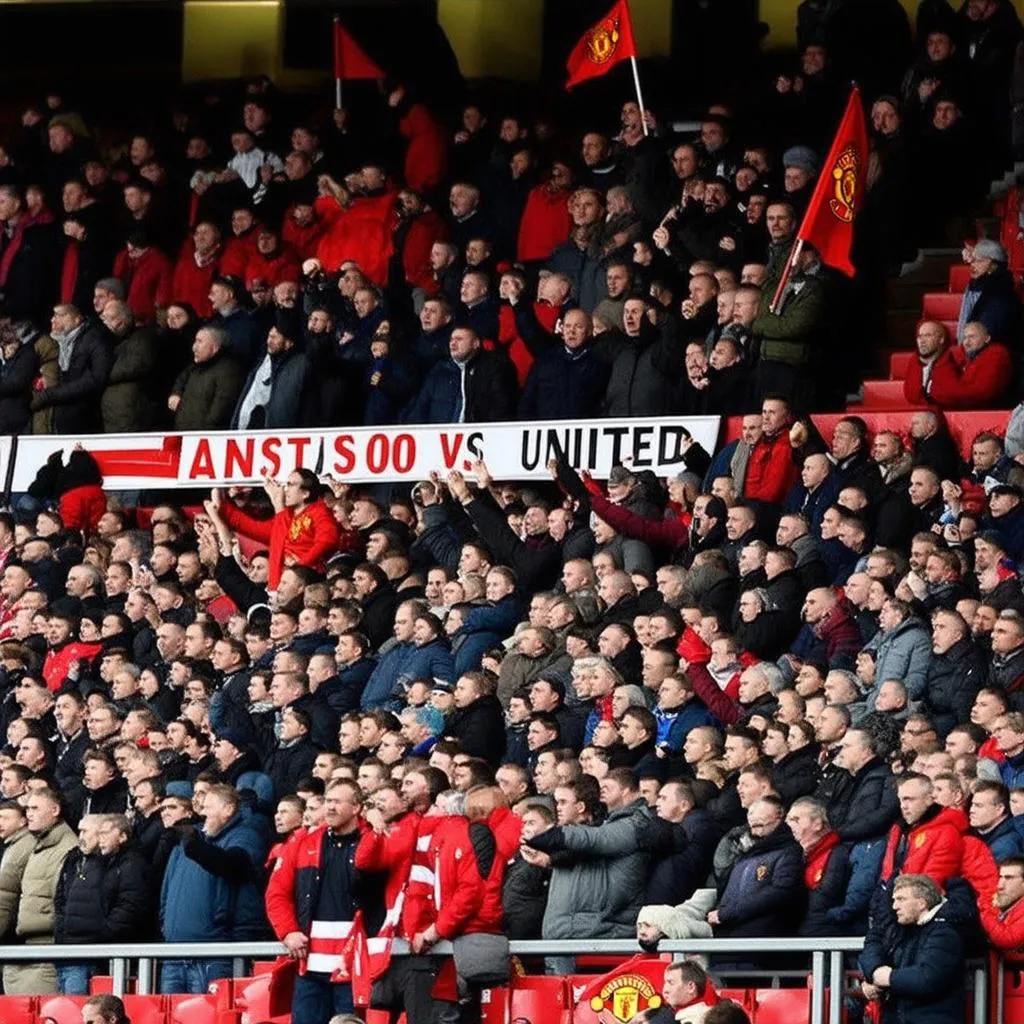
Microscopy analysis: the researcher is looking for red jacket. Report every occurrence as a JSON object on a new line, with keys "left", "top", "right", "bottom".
{"left": 488, "top": 806, "right": 523, "bottom": 864}
{"left": 354, "top": 812, "right": 420, "bottom": 936}
{"left": 220, "top": 230, "right": 261, "bottom": 279}
{"left": 928, "top": 343, "right": 1013, "bottom": 408}
{"left": 59, "top": 483, "right": 106, "bottom": 534}
{"left": 430, "top": 815, "right": 504, "bottom": 940}
{"left": 282, "top": 208, "right": 325, "bottom": 261}
{"left": 399, "top": 104, "right": 448, "bottom": 194}
{"left": 517, "top": 185, "right": 572, "bottom": 263}
{"left": 400, "top": 210, "right": 447, "bottom": 293}
{"left": 43, "top": 640, "right": 103, "bottom": 692}
{"left": 903, "top": 356, "right": 939, "bottom": 405}
{"left": 171, "top": 247, "right": 221, "bottom": 318}
{"left": 744, "top": 431, "right": 797, "bottom": 504}
{"left": 114, "top": 246, "right": 173, "bottom": 323}
{"left": 879, "top": 805, "right": 965, "bottom": 885}
{"left": 979, "top": 887, "right": 1024, "bottom": 950}
{"left": 244, "top": 246, "right": 301, "bottom": 290}
{"left": 219, "top": 498, "right": 340, "bottom": 590}
{"left": 315, "top": 192, "right": 396, "bottom": 285}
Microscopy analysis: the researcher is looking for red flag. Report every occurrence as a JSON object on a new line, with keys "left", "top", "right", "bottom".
{"left": 331, "top": 911, "right": 372, "bottom": 1006}
{"left": 332, "top": 20, "right": 384, "bottom": 80}
{"left": 565, "top": 0, "right": 638, "bottom": 89}
{"left": 794, "top": 86, "right": 869, "bottom": 276}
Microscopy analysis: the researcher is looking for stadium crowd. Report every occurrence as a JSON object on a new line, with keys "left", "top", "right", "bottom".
{"left": 0, "top": 0, "right": 1023, "bottom": 1023}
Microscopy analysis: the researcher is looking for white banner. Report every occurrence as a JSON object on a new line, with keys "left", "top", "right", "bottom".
{"left": 9, "top": 416, "right": 721, "bottom": 490}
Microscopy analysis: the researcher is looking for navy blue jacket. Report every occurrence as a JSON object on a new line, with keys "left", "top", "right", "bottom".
{"left": 361, "top": 639, "right": 455, "bottom": 710}
{"left": 859, "top": 906, "right": 965, "bottom": 1024}
{"left": 642, "top": 809, "right": 719, "bottom": 906}
{"left": 518, "top": 343, "right": 610, "bottom": 421}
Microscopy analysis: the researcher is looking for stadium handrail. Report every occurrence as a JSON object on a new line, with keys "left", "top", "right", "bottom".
{"left": 0, "top": 938, "right": 992, "bottom": 1024}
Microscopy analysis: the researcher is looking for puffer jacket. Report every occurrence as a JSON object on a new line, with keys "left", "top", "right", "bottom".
{"left": 923, "top": 637, "right": 987, "bottom": 739}
{"left": 16, "top": 822, "right": 77, "bottom": 941}
{"left": 0, "top": 829, "right": 35, "bottom": 940}
{"left": 714, "top": 826, "right": 805, "bottom": 937}
{"left": 642, "top": 808, "right": 719, "bottom": 906}
{"left": 859, "top": 902, "right": 965, "bottom": 1024}
{"left": 866, "top": 617, "right": 933, "bottom": 704}
{"left": 360, "top": 638, "right": 455, "bottom": 711}
{"left": 531, "top": 797, "right": 652, "bottom": 939}
{"left": 55, "top": 843, "right": 149, "bottom": 942}
{"left": 161, "top": 811, "right": 267, "bottom": 941}
{"left": 825, "top": 838, "right": 885, "bottom": 934}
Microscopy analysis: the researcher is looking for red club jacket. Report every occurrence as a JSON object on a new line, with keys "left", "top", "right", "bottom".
{"left": 517, "top": 184, "right": 572, "bottom": 263}
{"left": 879, "top": 804, "right": 965, "bottom": 886}
{"left": 399, "top": 104, "right": 448, "bottom": 195}
{"left": 928, "top": 342, "right": 1013, "bottom": 409}
{"left": 171, "top": 247, "right": 221, "bottom": 318}
{"left": 744, "top": 430, "right": 798, "bottom": 504}
{"left": 219, "top": 498, "right": 340, "bottom": 590}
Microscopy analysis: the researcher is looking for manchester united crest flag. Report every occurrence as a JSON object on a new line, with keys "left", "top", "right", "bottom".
{"left": 795, "top": 86, "right": 868, "bottom": 276}
{"left": 565, "top": 0, "right": 639, "bottom": 89}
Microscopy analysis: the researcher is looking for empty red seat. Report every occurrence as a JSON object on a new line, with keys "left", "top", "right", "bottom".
{"left": 235, "top": 974, "right": 289, "bottom": 1024}
{"left": 167, "top": 994, "right": 217, "bottom": 1024}
{"left": 940, "top": 318, "right": 959, "bottom": 338}
{"left": 121, "top": 995, "right": 167, "bottom": 1024}
{"left": 481, "top": 985, "right": 510, "bottom": 1024}
{"left": 948, "top": 263, "right": 970, "bottom": 292}
{"left": 511, "top": 975, "right": 570, "bottom": 1024}
{"left": 752, "top": 988, "right": 810, "bottom": 1024}
{"left": 37, "top": 996, "right": 87, "bottom": 1024}
{"left": 888, "top": 351, "right": 914, "bottom": 379}
{"left": 0, "top": 995, "right": 35, "bottom": 1024}
{"left": 922, "top": 291, "right": 962, "bottom": 319}
{"left": 856, "top": 380, "right": 925, "bottom": 409}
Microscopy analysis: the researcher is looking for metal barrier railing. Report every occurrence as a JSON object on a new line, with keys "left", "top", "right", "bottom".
{"left": 3, "top": 938, "right": 990, "bottom": 1024}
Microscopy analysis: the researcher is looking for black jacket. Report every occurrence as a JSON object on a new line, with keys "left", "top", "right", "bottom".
{"left": 924, "top": 637, "right": 986, "bottom": 739}
{"left": 772, "top": 745, "right": 821, "bottom": 805}
{"left": 642, "top": 808, "right": 719, "bottom": 906}
{"left": 35, "top": 321, "right": 113, "bottom": 433}
{"left": 829, "top": 758, "right": 900, "bottom": 844}
{"left": 266, "top": 737, "right": 318, "bottom": 801}
{"left": 502, "top": 853, "right": 549, "bottom": 940}
{"left": 447, "top": 693, "right": 506, "bottom": 767}
{"left": 0, "top": 216, "right": 60, "bottom": 320}
{"left": 0, "top": 340, "right": 39, "bottom": 433}
{"left": 518, "top": 343, "right": 610, "bottom": 421}
{"left": 55, "top": 844, "right": 150, "bottom": 943}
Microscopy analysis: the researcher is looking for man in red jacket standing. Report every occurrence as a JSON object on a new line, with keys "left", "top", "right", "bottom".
{"left": 744, "top": 396, "right": 797, "bottom": 504}
{"left": 207, "top": 469, "right": 339, "bottom": 594}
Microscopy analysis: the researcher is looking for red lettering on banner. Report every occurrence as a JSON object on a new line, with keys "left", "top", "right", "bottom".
{"left": 262, "top": 437, "right": 282, "bottom": 477}
{"left": 290, "top": 436, "right": 311, "bottom": 467}
{"left": 393, "top": 435, "right": 415, "bottom": 473}
{"left": 332, "top": 435, "right": 356, "bottom": 474}
{"left": 189, "top": 440, "right": 216, "bottom": 480}
{"left": 440, "top": 433, "right": 463, "bottom": 469}
{"left": 367, "top": 434, "right": 388, "bottom": 474}
{"left": 225, "top": 439, "right": 254, "bottom": 478}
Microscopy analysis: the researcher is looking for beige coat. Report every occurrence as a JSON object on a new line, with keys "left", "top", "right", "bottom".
{"left": 0, "top": 828, "right": 35, "bottom": 939}
{"left": 16, "top": 822, "right": 76, "bottom": 941}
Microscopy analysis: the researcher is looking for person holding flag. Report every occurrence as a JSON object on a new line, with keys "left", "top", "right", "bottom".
{"left": 265, "top": 777, "right": 375, "bottom": 1024}
{"left": 752, "top": 86, "right": 869, "bottom": 409}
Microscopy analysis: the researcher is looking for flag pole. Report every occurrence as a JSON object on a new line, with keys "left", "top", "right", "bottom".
{"left": 333, "top": 16, "right": 343, "bottom": 109}
{"left": 769, "top": 238, "right": 804, "bottom": 314}
{"left": 629, "top": 56, "right": 649, "bottom": 137}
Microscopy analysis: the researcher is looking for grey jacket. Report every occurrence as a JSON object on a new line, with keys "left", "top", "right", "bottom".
{"left": 531, "top": 798, "right": 652, "bottom": 939}
{"left": 865, "top": 617, "right": 932, "bottom": 704}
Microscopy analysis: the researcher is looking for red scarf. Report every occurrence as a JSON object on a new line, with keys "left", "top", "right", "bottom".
{"left": 804, "top": 830, "right": 841, "bottom": 889}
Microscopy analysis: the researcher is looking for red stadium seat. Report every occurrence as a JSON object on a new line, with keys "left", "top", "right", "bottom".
{"left": 939, "top": 319, "right": 958, "bottom": 338}
{"left": 235, "top": 973, "right": 289, "bottom": 1024}
{"left": 948, "top": 263, "right": 970, "bottom": 292}
{"left": 855, "top": 380, "right": 926, "bottom": 409}
{"left": 167, "top": 994, "right": 218, "bottom": 1024}
{"left": 0, "top": 996, "right": 35, "bottom": 1024}
{"left": 888, "top": 351, "right": 913, "bottom": 379}
{"left": 481, "top": 985, "right": 511, "bottom": 1024}
{"left": 922, "top": 292, "right": 962, "bottom": 320}
{"left": 121, "top": 995, "right": 167, "bottom": 1024}
{"left": 88, "top": 975, "right": 113, "bottom": 994}
{"left": 511, "top": 974, "right": 570, "bottom": 1024}
{"left": 36, "top": 996, "right": 87, "bottom": 1024}
{"left": 752, "top": 987, "right": 810, "bottom": 1024}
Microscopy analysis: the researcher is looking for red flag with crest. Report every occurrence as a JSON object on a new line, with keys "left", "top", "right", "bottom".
{"left": 794, "top": 86, "right": 869, "bottom": 276}
{"left": 565, "top": 0, "right": 638, "bottom": 89}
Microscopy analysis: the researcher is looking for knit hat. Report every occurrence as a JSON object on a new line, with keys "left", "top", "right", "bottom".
{"left": 215, "top": 728, "right": 250, "bottom": 752}
{"left": 971, "top": 239, "right": 1007, "bottom": 263}
{"left": 410, "top": 705, "right": 445, "bottom": 736}
{"left": 783, "top": 145, "right": 818, "bottom": 174}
